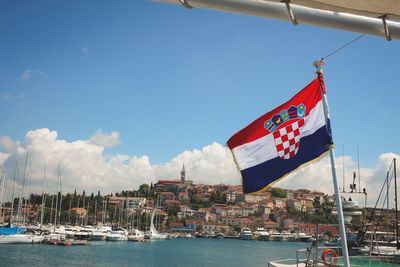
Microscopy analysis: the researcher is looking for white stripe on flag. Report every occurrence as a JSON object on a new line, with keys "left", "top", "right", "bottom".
{"left": 231, "top": 100, "right": 326, "bottom": 171}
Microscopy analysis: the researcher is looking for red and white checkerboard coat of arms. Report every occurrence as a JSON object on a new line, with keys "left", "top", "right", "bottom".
{"left": 272, "top": 119, "right": 305, "bottom": 159}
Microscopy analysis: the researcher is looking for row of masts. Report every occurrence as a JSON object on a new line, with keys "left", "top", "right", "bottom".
{"left": 0, "top": 154, "right": 165, "bottom": 233}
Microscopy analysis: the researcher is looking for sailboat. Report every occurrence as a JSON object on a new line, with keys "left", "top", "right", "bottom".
{"left": 354, "top": 158, "right": 400, "bottom": 261}
{"left": 149, "top": 208, "right": 167, "bottom": 240}
{"left": 0, "top": 153, "right": 44, "bottom": 244}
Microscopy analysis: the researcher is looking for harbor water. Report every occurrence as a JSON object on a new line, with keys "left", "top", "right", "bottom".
{"left": 0, "top": 239, "right": 309, "bottom": 267}
{"left": 1, "top": 238, "right": 399, "bottom": 266}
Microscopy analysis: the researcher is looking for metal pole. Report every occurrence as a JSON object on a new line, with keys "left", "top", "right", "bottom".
{"left": 315, "top": 60, "right": 350, "bottom": 267}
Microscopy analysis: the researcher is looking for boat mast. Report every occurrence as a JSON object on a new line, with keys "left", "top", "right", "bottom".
{"left": 394, "top": 158, "right": 399, "bottom": 249}
{"left": 40, "top": 166, "right": 47, "bottom": 230}
{"left": 76, "top": 197, "right": 80, "bottom": 226}
{"left": 68, "top": 199, "right": 72, "bottom": 225}
{"left": 58, "top": 172, "right": 63, "bottom": 225}
{"left": 387, "top": 171, "right": 390, "bottom": 246}
{"left": 10, "top": 161, "right": 18, "bottom": 225}
{"left": 16, "top": 152, "right": 29, "bottom": 226}
{"left": 54, "top": 165, "right": 61, "bottom": 232}
{"left": 0, "top": 165, "right": 6, "bottom": 223}
{"left": 94, "top": 199, "right": 97, "bottom": 226}
{"left": 314, "top": 60, "right": 350, "bottom": 267}
{"left": 49, "top": 194, "right": 54, "bottom": 225}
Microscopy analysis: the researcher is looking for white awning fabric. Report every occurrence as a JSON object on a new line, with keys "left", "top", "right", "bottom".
{"left": 157, "top": 0, "right": 400, "bottom": 40}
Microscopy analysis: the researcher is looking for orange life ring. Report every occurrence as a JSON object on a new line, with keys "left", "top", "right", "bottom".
{"left": 321, "top": 248, "right": 339, "bottom": 266}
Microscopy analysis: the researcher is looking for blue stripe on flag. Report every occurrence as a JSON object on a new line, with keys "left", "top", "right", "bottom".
{"left": 241, "top": 125, "right": 332, "bottom": 193}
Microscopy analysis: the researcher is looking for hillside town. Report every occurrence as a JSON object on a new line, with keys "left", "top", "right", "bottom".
{"left": 3, "top": 163, "right": 398, "bottom": 244}
{"left": 1, "top": 165, "right": 347, "bottom": 240}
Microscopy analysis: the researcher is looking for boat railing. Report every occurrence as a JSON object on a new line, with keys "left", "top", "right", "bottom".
{"left": 268, "top": 246, "right": 363, "bottom": 267}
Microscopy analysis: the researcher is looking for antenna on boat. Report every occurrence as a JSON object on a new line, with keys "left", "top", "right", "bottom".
{"left": 342, "top": 145, "right": 345, "bottom": 193}
{"left": 357, "top": 146, "right": 361, "bottom": 193}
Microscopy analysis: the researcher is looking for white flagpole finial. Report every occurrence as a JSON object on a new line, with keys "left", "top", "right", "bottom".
{"left": 313, "top": 58, "right": 325, "bottom": 73}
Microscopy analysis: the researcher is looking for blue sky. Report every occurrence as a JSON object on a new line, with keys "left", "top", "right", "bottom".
{"left": 0, "top": 1, "right": 399, "bottom": 197}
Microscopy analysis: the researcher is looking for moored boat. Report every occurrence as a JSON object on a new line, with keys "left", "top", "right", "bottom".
{"left": 240, "top": 227, "right": 253, "bottom": 240}
{"left": 253, "top": 227, "right": 269, "bottom": 241}
{"left": 0, "top": 233, "right": 44, "bottom": 244}
{"left": 127, "top": 229, "right": 145, "bottom": 242}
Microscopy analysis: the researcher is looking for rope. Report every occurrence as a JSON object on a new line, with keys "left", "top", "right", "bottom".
{"left": 322, "top": 34, "right": 364, "bottom": 60}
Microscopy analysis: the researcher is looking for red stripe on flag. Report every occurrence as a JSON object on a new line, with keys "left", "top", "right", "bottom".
{"left": 227, "top": 77, "right": 323, "bottom": 149}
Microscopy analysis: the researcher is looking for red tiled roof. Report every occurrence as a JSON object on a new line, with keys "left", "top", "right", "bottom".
{"left": 157, "top": 180, "right": 182, "bottom": 184}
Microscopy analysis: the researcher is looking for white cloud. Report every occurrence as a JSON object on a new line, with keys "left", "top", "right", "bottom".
{"left": 275, "top": 152, "right": 399, "bottom": 207}
{"left": 21, "top": 69, "right": 46, "bottom": 81}
{"left": 90, "top": 129, "right": 120, "bottom": 148}
{"left": 0, "top": 128, "right": 398, "bottom": 208}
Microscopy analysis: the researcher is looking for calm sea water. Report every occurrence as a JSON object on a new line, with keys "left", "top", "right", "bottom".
{"left": 0, "top": 239, "right": 309, "bottom": 267}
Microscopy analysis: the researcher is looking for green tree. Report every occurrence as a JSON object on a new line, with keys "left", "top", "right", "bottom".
{"left": 271, "top": 188, "right": 286, "bottom": 198}
{"left": 210, "top": 191, "right": 226, "bottom": 204}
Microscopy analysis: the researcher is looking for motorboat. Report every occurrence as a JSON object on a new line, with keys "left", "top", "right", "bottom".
{"left": 282, "top": 231, "right": 296, "bottom": 242}
{"left": 269, "top": 231, "right": 284, "bottom": 241}
{"left": 253, "top": 227, "right": 270, "bottom": 241}
{"left": 297, "top": 232, "right": 312, "bottom": 242}
{"left": 240, "top": 227, "right": 253, "bottom": 240}
{"left": 127, "top": 229, "right": 145, "bottom": 242}
{"left": 106, "top": 230, "right": 128, "bottom": 241}
{"left": 91, "top": 226, "right": 111, "bottom": 241}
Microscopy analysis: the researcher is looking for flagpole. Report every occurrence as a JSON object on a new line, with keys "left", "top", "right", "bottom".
{"left": 314, "top": 59, "right": 351, "bottom": 267}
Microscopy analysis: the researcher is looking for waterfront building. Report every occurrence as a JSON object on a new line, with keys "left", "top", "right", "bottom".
{"left": 298, "top": 198, "right": 314, "bottom": 212}
{"left": 263, "top": 220, "right": 278, "bottom": 230}
{"left": 180, "top": 164, "right": 185, "bottom": 183}
{"left": 213, "top": 183, "right": 229, "bottom": 192}
{"left": 154, "top": 164, "right": 193, "bottom": 193}
{"left": 240, "top": 204, "right": 256, "bottom": 217}
{"left": 272, "top": 198, "right": 286, "bottom": 209}
{"left": 286, "top": 190, "right": 295, "bottom": 199}
{"left": 178, "top": 206, "right": 195, "bottom": 219}
{"left": 70, "top": 207, "right": 87, "bottom": 218}
{"left": 202, "top": 221, "right": 229, "bottom": 233}
{"left": 225, "top": 190, "right": 237, "bottom": 203}
{"left": 221, "top": 216, "right": 235, "bottom": 225}
{"left": 297, "top": 223, "right": 339, "bottom": 237}
{"left": 286, "top": 199, "right": 303, "bottom": 211}
{"left": 159, "top": 192, "right": 175, "bottom": 204}
{"left": 178, "top": 192, "right": 190, "bottom": 203}
{"left": 195, "top": 208, "right": 212, "bottom": 221}
{"left": 212, "top": 204, "right": 229, "bottom": 219}
{"left": 185, "top": 219, "right": 202, "bottom": 231}
{"left": 257, "top": 205, "right": 272, "bottom": 217}
{"left": 107, "top": 196, "right": 146, "bottom": 209}
{"left": 169, "top": 221, "right": 184, "bottom": 230}
{"left": 125, "top": 197, "right": 146, "bottom": 208}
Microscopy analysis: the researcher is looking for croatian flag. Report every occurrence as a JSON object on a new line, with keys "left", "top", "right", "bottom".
{"left": 227, "top": 74, "right": 333, "bottom": 193}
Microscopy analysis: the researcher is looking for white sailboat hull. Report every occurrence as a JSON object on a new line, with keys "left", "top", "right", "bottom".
{"left": 0, "top": 234, "right": 44, "bottom": 244}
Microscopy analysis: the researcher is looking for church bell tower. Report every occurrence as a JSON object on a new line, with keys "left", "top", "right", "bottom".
{"left": 181, "top": 164, "right": 186, "bottom": 184}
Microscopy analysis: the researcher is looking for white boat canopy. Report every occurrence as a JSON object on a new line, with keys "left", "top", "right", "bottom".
{"left": 157, "top": 0, "right": 400, "bottom": 40}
